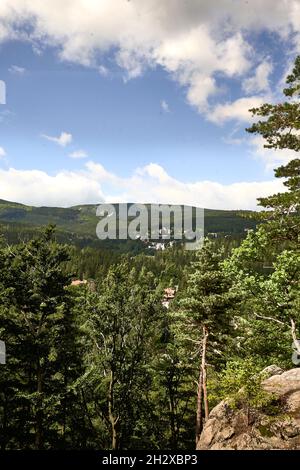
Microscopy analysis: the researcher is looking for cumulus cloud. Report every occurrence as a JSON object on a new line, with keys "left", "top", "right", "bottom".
{"left": 0, "top": 167, "right": 104, "bottom": 207}
{"left": 42, "top": 131, "right": 73, "bottom": 147}
{"left": 248, "top": 135, "right": 298, "bottom": 170}
{"left": 8, "top": 64, "right": 26, "bottom": 75}
{"left": 160, "top": 100, "right": 170, "bottom": 113}
{"left": 0, "top": 161, "right": 285, "bottom": 210}
{"left": 0, "top": 1, "right": 299, "bottom": 120}
{"left": 98, "top": 65, "right": 109, "bottom": 76}
{"left": 154, "top": 28, "right": 252, "bottom": 112}
{"left": 0, "top": 147, "right": 6, "bottom": 158}
{"left": 69, "top": 149, "right": 88, "bottom": 159}
{"left": 242, "top": 60, "right": 273, "bottom": 94}
{"left": 104, "top": 163, "right": 285, "bottom": 210}
{"left": 222, "top": 127, "right": 298, "bottom": 170}
{"left": 208, "top": 96, "right": 267, "bottom": 124}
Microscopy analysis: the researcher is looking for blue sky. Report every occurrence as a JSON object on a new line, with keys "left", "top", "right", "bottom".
{"left": 0, "top": 0, "right": 299, "bottom": 209}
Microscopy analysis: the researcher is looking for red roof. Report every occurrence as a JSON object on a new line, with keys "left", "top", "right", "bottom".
{"left": 71, "top": 279, "right": 88, "bottom": 287}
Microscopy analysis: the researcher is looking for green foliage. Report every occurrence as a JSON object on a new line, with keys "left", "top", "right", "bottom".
{"left": 0, "top": 199, "right": 258, "bottom": 252}
{"left": 246, "top": 58, "right": 300, "bottom": 248}
{"left": 0, "top": 226, "right": 85, "bottom": 449}
{"left": 209, "top": 359, "right": 278, "bottom": 412}
{"left": 74, "top": 263, "right": 165, "bottom": 449}
{"left": 176, "top": 240, "right": 239, "bottom": 367}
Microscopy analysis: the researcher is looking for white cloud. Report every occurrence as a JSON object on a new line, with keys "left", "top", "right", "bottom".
{"left": 69, "top": 149, "right": 88, "bottom": 159}
{"left": 242, "top": 60, "right": 273, "bottom": 94}
{"left": 106, "top": 163, "right": 285, "bottom": 210}
{"left": 0, "top": 1, "right": 298, "bottom": 120}
{"left": 42, "top": 131, "right": 73, "bottom": 147}
{"left": 0, "top": 167, "right": 104, "bottom": 207}
{"left": 223, "top": 130, "right": 298, "bottom": 170}
{"left": 0, "top": 147, "right": 6, "bottom": 158}
{"left": 160, "top": 100, "right": 170, "bottom": 113}
{"left": 8, "top": 64, "right": 26, "bottom": 75}
{"left": 208, "top": 96, "right": 267, "bottom": 124}
{"left": 223, "top": 127, "right": 245, "bottom": 146}
{"left": 154, "top": 28, "right": 252, "bottom": 112}
{"left": 98, "top": 65, "right": 109, "bottom": 76}
{"left": 248, "top": 135, "right": 298, "bottom": 170}
{"left": 0, "top": 161, "right": 285, "bottom": 210}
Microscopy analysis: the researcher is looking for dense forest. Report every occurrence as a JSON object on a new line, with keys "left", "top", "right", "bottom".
{"left": 0, "top": 201, "right": 258, "bottom": 251}
{"left": 0, "top": 58, "right": 299, "bottom": 451}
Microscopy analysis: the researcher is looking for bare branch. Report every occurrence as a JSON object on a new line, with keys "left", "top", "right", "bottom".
{"left": 253, "top": 312, "right": 286, "bottom": 326}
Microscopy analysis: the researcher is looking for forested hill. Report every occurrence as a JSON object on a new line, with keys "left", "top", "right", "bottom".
{"left": 0, "top": 198, "right": 258, "bottom": 249}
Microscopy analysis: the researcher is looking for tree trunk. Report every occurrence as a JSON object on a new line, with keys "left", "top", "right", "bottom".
{"left": 168, "top": 379, "right": 178, "bottom": 449}
{"left": 202, "top": 326, "right": 209, "bottom": 422}
{"left": 35, "top": 359, "right": 43, "bottom": 449}
{"left": 195, "top": 326, "right": 209, "bottom": 448}
{"left": 0, "top": 394, "right": 8, "bottom": 450}
{"left": 195, "top": 357, "right": 203, "bottom": 447}
{"left": 108, "top": 370, "right": 119, "bottom": 450}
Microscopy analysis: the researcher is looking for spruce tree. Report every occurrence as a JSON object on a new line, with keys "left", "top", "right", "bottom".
{"left": 0, "top": 226, "right": 81, "bottom": 449}
{"left": 246, "top": 56, "right": 300, "bottom": 247}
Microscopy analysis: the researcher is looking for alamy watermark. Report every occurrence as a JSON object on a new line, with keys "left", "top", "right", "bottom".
{"left": 96, "top": 204, "right": 204, "bottom": 250}
{"left": 0, "top": 80, "right": 6, "bottom": 105}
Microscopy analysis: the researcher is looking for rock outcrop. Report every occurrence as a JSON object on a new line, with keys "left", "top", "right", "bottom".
{"left": 197, "top": 367, "right": 300, "bottom": 450}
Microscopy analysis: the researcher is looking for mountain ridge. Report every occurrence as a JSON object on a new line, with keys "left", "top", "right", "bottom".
{"left": 0, "top": 198, "right": 259, "bottom": 249}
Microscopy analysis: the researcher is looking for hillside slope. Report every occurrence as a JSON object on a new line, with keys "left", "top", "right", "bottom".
{"left": 0, "top": 199, "right": 258, "bottom": 249}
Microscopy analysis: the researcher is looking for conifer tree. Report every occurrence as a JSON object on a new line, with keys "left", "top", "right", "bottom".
{"left": 0, "top": 226, "right": 81, "bottom": 449}
{"left": 175, "top": 241, "right": 237, "bottom": 446}
{"left": 224, "top": 55, "right": 300, "bottom": 368}
{"left": 246, "top": 56, "right": 300, "bottom": 247}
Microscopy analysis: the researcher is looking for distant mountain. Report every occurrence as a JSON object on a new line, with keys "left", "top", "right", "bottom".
{"left": 0, "top": 199, "right": 258, "bottom": 250}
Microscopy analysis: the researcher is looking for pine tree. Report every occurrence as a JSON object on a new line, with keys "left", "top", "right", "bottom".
{"left": 246, "top": 56, "right": 300, "bottom": 248}
{"left": 174, "top": 241, "right": 237, "bottom": 447}
{"left": 223, "top": 57, "right": 300, "bottom": 369}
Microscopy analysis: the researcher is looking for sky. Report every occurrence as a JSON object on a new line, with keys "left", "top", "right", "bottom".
{"left": 0, "top": 0, "right": 299, "bottom": 209}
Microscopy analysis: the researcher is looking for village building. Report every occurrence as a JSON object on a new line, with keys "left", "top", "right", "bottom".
{"left": 162, "top": 287, "right": 177, "bottom": 309}
{"left": 70, "top": 279, "right": 88, "bottom": 287}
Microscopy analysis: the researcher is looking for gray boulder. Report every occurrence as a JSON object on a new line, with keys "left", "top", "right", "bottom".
{"left": 197, "top": 367, "right": 300, "bottom": 450}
